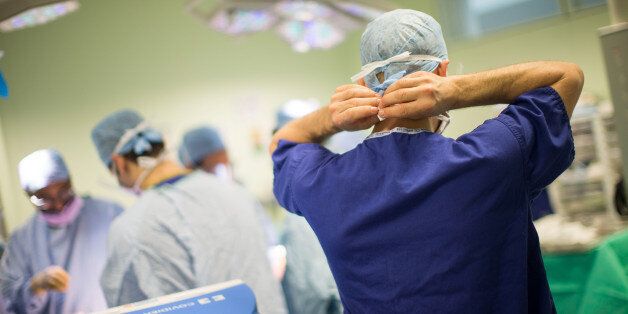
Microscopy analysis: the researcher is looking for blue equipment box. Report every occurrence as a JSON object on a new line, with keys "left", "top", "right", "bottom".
{"left": 96, "top": 280, "right": 258, "bottom": 314}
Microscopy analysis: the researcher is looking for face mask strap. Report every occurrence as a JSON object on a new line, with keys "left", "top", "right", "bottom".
{"left": 436, "top": 112, "right": 451, "bottom": 134}
{"left": 131, "top": 152, "right": 167, "bottom": 194}
{"left": 110, "top": 150, "right": 166, "bottom": 195}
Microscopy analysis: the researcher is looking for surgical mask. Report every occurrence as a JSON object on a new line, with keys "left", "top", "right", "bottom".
{"left": 213, "top": 163, "right": 234, "bottom": 181}
{"left": 372, "top": 70, "right": 407, "bottom": 96}
{"left": 40, "top": 196, "right": 83, "bottom": 227}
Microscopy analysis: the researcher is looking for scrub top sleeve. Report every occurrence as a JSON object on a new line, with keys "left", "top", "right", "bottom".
{"left": 0, "top": 233, "right": 48, "bottom": 313}
{"left": 273, "top": 140, "right": 334, "bottom": 215}
{"left": 496, "top": 87, "right": 575, "bottom": 198}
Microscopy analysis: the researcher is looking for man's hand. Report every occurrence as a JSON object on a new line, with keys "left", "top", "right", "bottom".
{"left": 378, "top": 62, "right": 583, "bottom": 119}
{"left": 329, "top": 84, "right": 381, "bottom": 131}
{"left": 378, "top": 71, "right": 458, "bottom": 120}
{"left": 269, "top": 84, "right": 381, "bottom": 154}
{"left": 30, "top": 266, "right": 70, "bottom": 296}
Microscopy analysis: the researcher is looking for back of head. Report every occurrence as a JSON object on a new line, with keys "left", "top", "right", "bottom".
{"left": 178, "top": 126, "right": 225, "bottom": 168}
{"left": 19, "top": 149, "right": 69, "bottom": 193}
{"left": 91, "top": 109, "right": 165, "bottom": 167}
{"left": 360, "top": 9, "right": 448, "bottom": 90}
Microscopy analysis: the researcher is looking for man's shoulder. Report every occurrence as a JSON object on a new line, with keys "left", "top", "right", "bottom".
{"left": 112, "top": 193, "right": 179, "bottom": 239}
{"left": 82, "top": 196, "right": 124, "bottom": 215}
{"left": 177, "top": 171, "right": 255, "bottom": 199}
{"left": 10, "top": 212, "right": 46, "bottom": 238}
{"left": 273, "top": 141, "right": 333, "bottom": 161}
{"left": 107, "top": 209, "right": 139, "bottom": 247}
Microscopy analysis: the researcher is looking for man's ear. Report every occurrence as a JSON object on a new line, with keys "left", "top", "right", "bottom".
{"left": 110, "top": 155, "right": 127, "bottom": 175}
{"left": 436, "top": 60, "right": 449, "bottom": 77}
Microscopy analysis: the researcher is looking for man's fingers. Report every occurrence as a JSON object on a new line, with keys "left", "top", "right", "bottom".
{"left": 335, "top": 106, "right": 379, "bottom": 126}
{"left": 46, "top": 268, "right": 70, "bottom": 290}
{"left": 51, "top": 270, "right": 70, "bottom": 282}
{"left": 378, "top": 102, "right": 431, "bottom": 120}
{"left": 46, "top": 276, "right": 68, "bottom": 291}
{"left": 335, "top": 97, "right": 380, "bottom": 113}
{"left": 335, "top": 84, "right": 362, "bottom": 93}
{"left": 333, "top": 87, "right": 380, "bottom": 102}
{"left": 354, "top": 115, "right": 382, "bottom": 129}
{"left": 384, "top": 76, "right": 431, "bottom": 95}
{"left": 403, "top": 70, "right": 433, "bottom": 80}
{"left": 48, "top": 276, "right": 65, "bottom": 287}
{"left": 380, "top": 87, "right": 421, "bottom": 108}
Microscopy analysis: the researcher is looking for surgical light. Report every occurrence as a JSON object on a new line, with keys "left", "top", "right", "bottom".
{"left": 186, "top": 0, "right": 395, "bottom": 53}
{"left": 0, "top": 0, "right": 79, "bottom": 32}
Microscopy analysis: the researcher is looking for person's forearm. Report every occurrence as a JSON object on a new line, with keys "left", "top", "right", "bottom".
{"left": 447, "top": 61, "right": 583, "bottom": 115}
{"left": 269, "top": 106, "right": 339, "bottom": 154}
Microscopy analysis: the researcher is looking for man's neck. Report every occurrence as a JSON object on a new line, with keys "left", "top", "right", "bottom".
{"left": 372, "top": 118, "right": 435, "bottom": 133}
{"left": 141, "top": 160, "right": 191, "bottom": 189}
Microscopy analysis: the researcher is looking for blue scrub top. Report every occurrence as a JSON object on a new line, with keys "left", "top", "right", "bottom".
{"left": 272, "top": 87, "right": 573, "bottom": 314}
{"left": 531, "top": 189, "right": 554, "bottom": 220}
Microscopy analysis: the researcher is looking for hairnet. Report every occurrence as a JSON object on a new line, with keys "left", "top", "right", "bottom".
{"left": 178, "top": 126, "right": 226, "bottom": 167}
{"left": 91, "top": 109, "right": 164, "bottom": 167}
{"left": 18, "top": 149, "right": 70, "bottom": 193}
{"left": 274, "top": 99, "right": 320, "bottom": 132}
{"left": 360, "top": 9, "right": 448, "bottom": 92}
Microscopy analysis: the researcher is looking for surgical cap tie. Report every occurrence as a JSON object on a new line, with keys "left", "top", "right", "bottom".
{"left": 351, "top": 51, "right": 442, "bottom": 82}
{"left": 112, "top": 122, "right": 162, "bottom": 157}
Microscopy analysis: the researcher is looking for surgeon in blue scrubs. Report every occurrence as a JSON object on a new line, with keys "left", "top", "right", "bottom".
{"left": 270, "top": 9, "right": 584, "bottom": 314}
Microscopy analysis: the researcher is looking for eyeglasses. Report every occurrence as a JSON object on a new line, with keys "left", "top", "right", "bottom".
{"left": 29, "top": 181, "right": 74, "bottom": 209}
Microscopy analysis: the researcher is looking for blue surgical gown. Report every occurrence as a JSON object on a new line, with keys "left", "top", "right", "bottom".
{"left": 531, "top": 189, "right": 554, "bottom": 220}
{"left": 273, "top": 87, "right": 573, "bottom": 313}
{"left": 101, "top": 171, "right": 287, "bottom": 313}
{"left": 0, "top": 197, "right": 123, "bottom": 314}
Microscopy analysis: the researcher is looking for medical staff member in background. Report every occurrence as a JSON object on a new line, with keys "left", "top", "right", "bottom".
{"left": 0, "top": 240, "right": 4, "bottom": 311}
{"left": 273, "top": 102, "right": 343, "bottom": 314}
{"left": 91, "top": 110, "right": 286, "bottom": 313}
{"left": 270, "top": 9, "right": 583, "bottom": 313}
{"left": 0, "top": 149, "right": 123, "bottom": 314}
{"left": 178, "top": 126, "right": 233, "bottom": 180}
{"left": 178, "top": 125, "right": 286, "bottom": 280}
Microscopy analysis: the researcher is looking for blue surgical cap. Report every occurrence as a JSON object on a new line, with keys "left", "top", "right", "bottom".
{"left": 178, "top": 126, "right": 225, "bottom": 168}
{"left": 360, "top": 9, "right": 448, "bottom": 92}
{"left": 91, "top": 109, "right": 164, "bottom": 167}
{"left": 18, "top": 149, "right": 69, "bottom": 193}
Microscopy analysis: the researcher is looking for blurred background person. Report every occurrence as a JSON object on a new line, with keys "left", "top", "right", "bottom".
{"left": 178, "top": 126, "right": 233, "bottom": 181}
{"left": 91, "top": 110, "right": 286, "bottom": 312}
{"left": 0, "top": 149, "right": 123, "bottom": 314}
{"left": 0, "top": 239, "right": 5, "bottom": 312}
{"left": 178, "top": 125, "right": 286, "bottom": 280}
